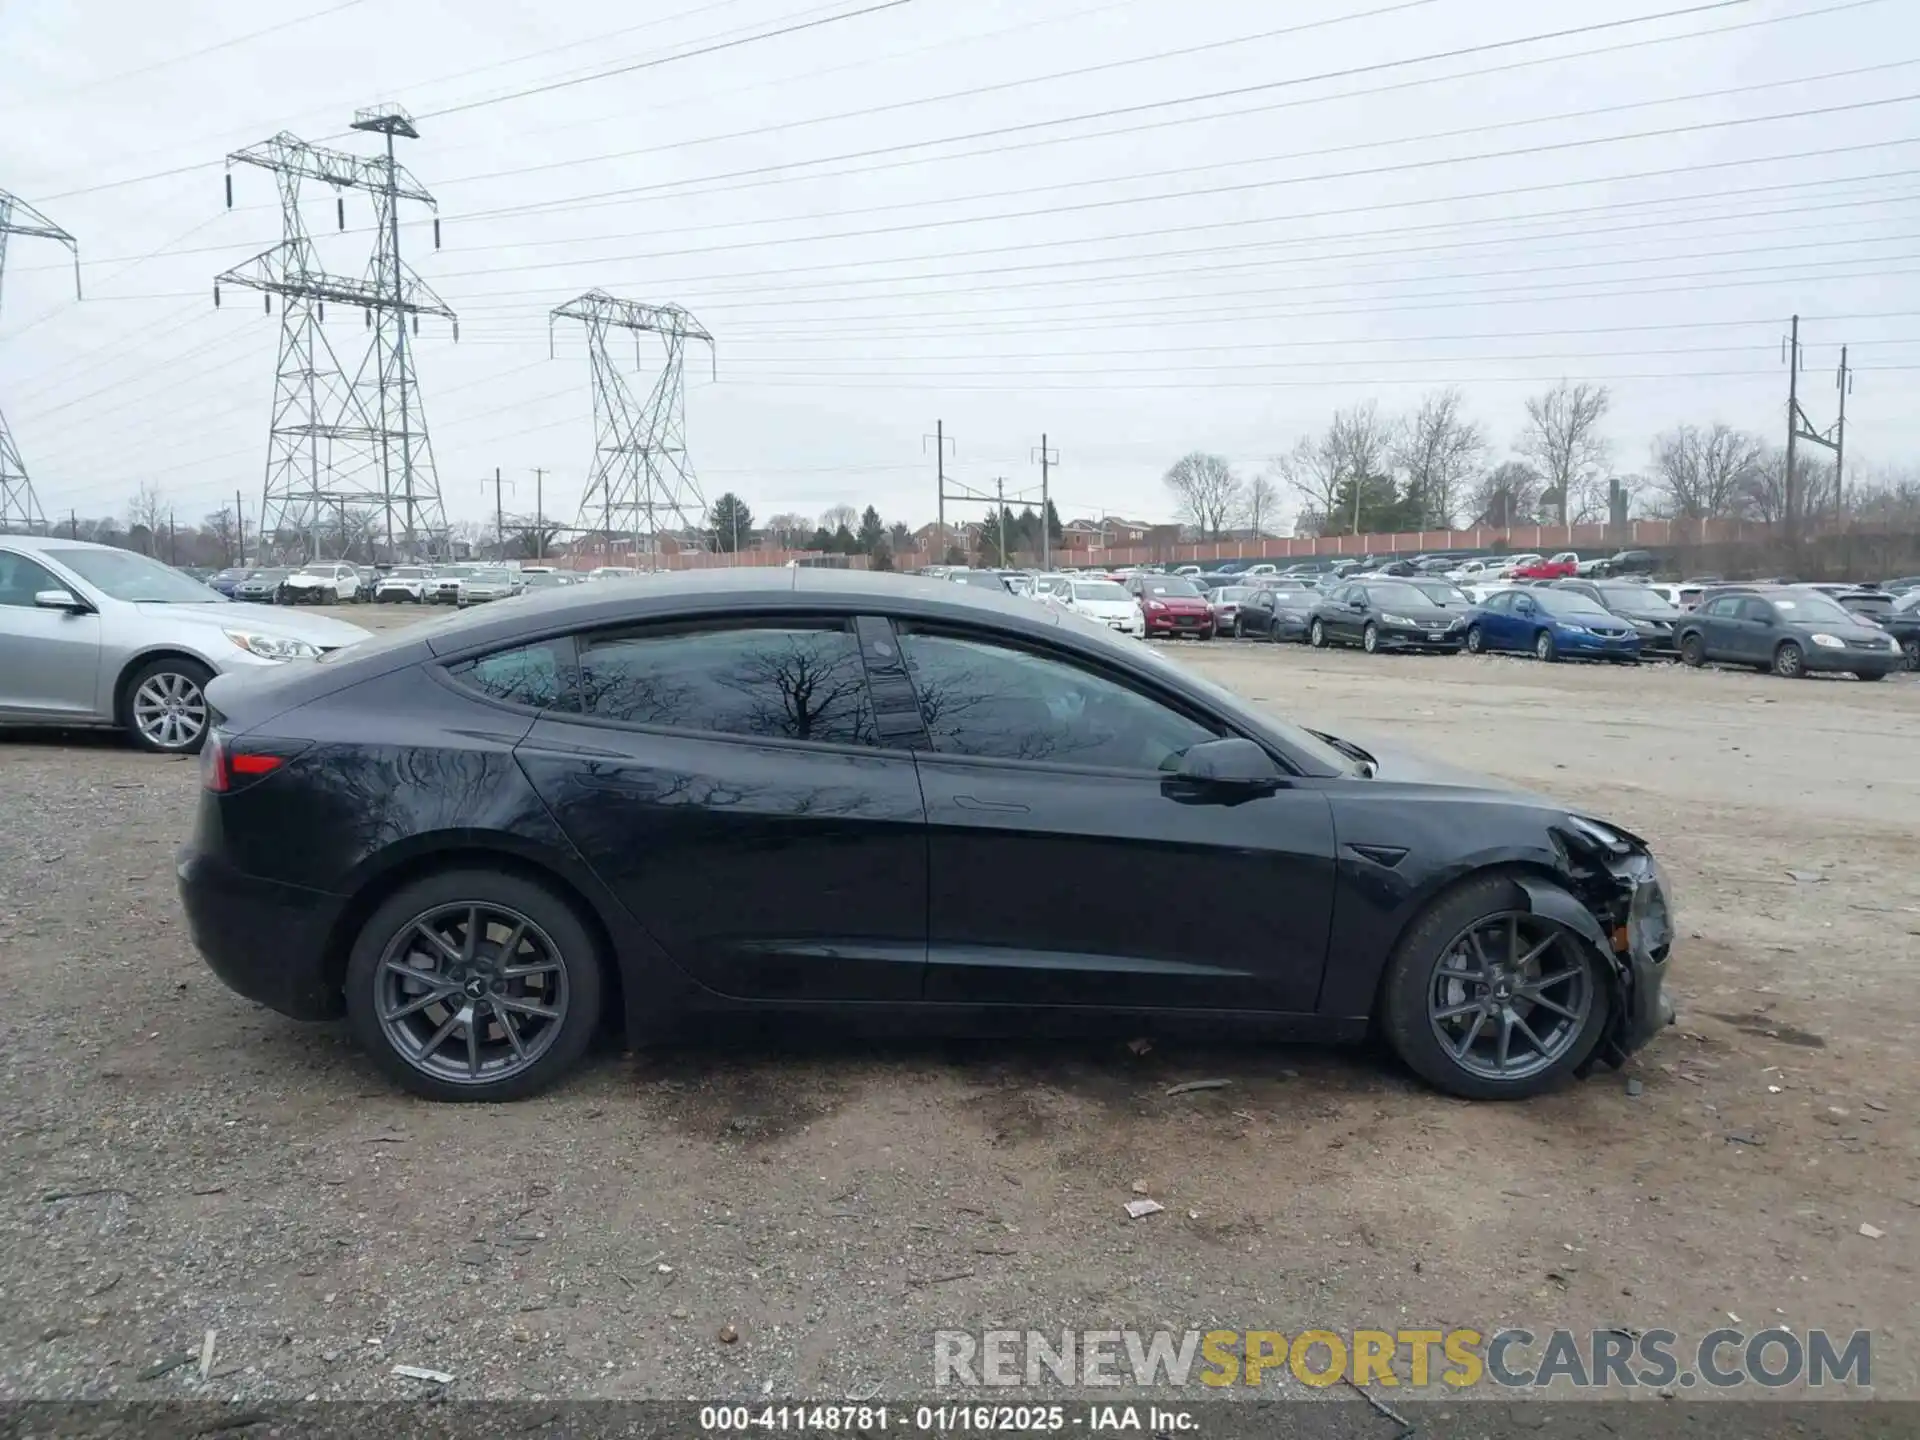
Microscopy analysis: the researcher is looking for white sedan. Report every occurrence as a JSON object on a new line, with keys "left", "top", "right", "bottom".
{"left": 1056, "top": 578, "right": 1145, "bottom": 637}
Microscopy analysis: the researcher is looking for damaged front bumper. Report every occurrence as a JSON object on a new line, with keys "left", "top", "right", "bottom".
{"left": 1521, "top": 834, "right": 1677, "bottom": 1072}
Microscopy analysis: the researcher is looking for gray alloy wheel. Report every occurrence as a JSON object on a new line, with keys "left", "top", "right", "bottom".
{"left": 1378, "top": 875, "right": 1610, "bottom": 1100}
{"left": 345, "top": 870, "right": 603, "bottom": 1102}
{"left": 1309, "top": 618, "right": 1328, "bottom": 648}
{"left": 123, "top": 657, "right": 213, "bottom": 754}
{"left": 1232, "top": 616, "right": 1245, "bottom": 639}
{"left": 1465, "top": 624, "right": 1485, "bottom": 655}
{"left": 1903, "top": 638, "right": 1918, "bottom": 672}
{"left": 1425, "top": 912, "right": 1593, "bottom": 1084}
{"left": 1773, "top": 640, "right": 1807, "bottom": 679}
{"left": 1534, "top": 629, "right": 1557, "bottom": 663}
{"left": 1363, "top": 622, "right": 1380, "bottom": 654}
{"left": 375, "top": 902, "right": 570, "bottom": 1086}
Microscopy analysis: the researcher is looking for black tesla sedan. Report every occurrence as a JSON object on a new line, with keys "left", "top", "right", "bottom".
{"left": 177, "top": 571, "right": 1674, "bottom": 1103}
{"left": 1307, "top": 579, "right": 1469, "bottom": 654}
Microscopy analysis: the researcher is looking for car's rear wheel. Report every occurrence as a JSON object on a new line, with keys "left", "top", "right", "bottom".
{"left": 1534, "top": 629, "right": 1558, "bottom": 663}
{"left": 1232, "top": 616, "right": 1245, "bottom": 639}
{"left": 1378, "top": 875, "right": 1610, "bottom": 1101}
{"left": 1465, "top": 624, "right": 1485, "bottom": 655}
{"left": 1679, "top": 631, "right": 1705, "bottom": 667}
{"left": 1773, "top": 640, "right": 1807, "bottom": 679}
{"left": 1902, "top": 638, "right": 1918, "bottom": 671}
{"left": 1309, "top": 618, "right": 1328, "bottom": 648}
{"left": 1857, "top": 669, "right": 1889, "bottom": 682}
{"left": 344, "top": 869, "right": 604, "bottom": 1102}
{"left": 121, "top": 656, "right": 214, "bottom": 755}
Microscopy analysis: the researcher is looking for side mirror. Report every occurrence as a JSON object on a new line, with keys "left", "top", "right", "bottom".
{"left": 35, "top": 589, "right": 89, "bottom": 614}
{"left": 1174, "top": 737, "right": 1281, "bottom": 788}
{"left": 1349, "top": 598, "right": 1366, "bottom": 610}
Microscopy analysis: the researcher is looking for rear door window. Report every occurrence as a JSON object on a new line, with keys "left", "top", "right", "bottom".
{"left": 576, "top": 621, "right": 876, "bottom": 747}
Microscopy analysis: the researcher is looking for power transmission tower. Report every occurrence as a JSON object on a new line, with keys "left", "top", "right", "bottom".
{"left": 551, "top": 290, "right": 714, "bottom": 570}
{"left": 0, "top": 190, "right": 81, "bottom": 533}
{"left": 217, "top": 106, "right": 455, "bottom": 563}
{"left": 1781, "top": 314, "right": 1850, "bottom": 542}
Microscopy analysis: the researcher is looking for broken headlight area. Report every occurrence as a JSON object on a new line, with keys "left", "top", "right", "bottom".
{"left": 1548, "top": 821, "right": 1678, "bottom": 1072}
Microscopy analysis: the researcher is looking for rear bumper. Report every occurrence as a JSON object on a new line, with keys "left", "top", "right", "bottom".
{"left": 177, "top": 846, "right": 347, "bottom": 1020}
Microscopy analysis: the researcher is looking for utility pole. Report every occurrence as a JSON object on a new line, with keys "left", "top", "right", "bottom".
{"left": 530, "top": 467, "right": 547, "bottom": 558}
{"left": 168, "top": 510, "right": 176, "bottom": 564}
{"left": 484, "top": 468, "right": 512, "bottom": 560}
{"left": 1782, "top": 314, "right": 1848, "bottom": 542}
{"left": 1, "top": 189, "right": 81, "bottom": 534}
{"left": 1834, "top": 345, "right": 1851, "bottom": 523}
{"left": 924, "top": 420, "right": 958, "bottom": 561}
{"left": 235, "top": 489, "right": 246, "bottom": 564}
{"left": 995, "top": 476, "right": 1008, "bottom": 566}
{"left": 1031, "top": 433, "right": 1060, "bottom": 572}
{"left": 69, "top": 509, "right": 78, "bottom": 540}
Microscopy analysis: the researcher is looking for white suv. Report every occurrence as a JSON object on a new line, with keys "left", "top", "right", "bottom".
{"left": 281, "top": 561, "right": 361, "bottom": 605}
{"left": 374, "top": 565, "right": 435, "bottom": 603}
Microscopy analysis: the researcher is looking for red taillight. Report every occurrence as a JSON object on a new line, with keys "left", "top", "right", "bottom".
{"left": 202, "top": 731, "right": 294, "bottom": 794}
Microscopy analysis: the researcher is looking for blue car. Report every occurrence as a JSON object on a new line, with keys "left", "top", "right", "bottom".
{"left": 1463, "top": 587, "right": 1641, "bottom": 663}
{"left": 207, "top": 567, "right": 250, "bottom": 598}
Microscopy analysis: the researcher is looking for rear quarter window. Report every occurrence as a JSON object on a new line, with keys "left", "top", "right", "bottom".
{"left": 446, "top": 640, "right": 574, "bottom": 710}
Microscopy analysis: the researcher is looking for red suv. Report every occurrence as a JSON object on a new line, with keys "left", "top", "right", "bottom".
{"left": 1125, "top": 573, "right": 1215, "bottom": 639}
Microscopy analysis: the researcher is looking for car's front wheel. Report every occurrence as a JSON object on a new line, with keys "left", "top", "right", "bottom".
{"left": 1773, "top": 640, "right": 1807, "bottom": 679}
{"left": 1902, "top": 638, "right": 1918, "bottom": 671}
{"left": 1362, "top": 622, "right": 1380, "bottom": 654}
{"left": 344, "top": 869, "right": 604, "bottom": 1102}
{"left": 121, "top": 656, "right": 214, "bottom": 755}
{"left": 1232, "top": 617, "right": 1245, "bottom": 639}
{"left": 1378, "top": 874, "right": 1610, "bottom": 1101}
{"left": 1534, "top": 629, "right": 1558, "bottom": 663}
{"left": 1679, "top": 631, "right": 1705, "bottom": 666}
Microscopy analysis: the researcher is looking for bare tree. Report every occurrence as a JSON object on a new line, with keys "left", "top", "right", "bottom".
{"left": 1275, "top": 402, "right": 1393, "bottom": 535}
{"left": 1468, "top": 461, "right": 1544, "bottom": 527}
{"left": 819, "top": 503, "right": 859, "bottom": 535}
{"left": 1393, "top": 389, "right": 1485, "bottom": 529}
{"left": 1239, "top": 471, "right": 1281, "bottom": 536}
{"left": 762, "top": 512, "right": 813, "bottom": 548}
{"left": 1519, "top": 382, "right": 1611, "bottom": 526}
{"left": 1740, "top": 448, "right": 1835, "bottom": 530}
{"left": 202, "top": 505, "right": 239, "bottom": 565}
{"left": 1162, "top": 452, "right": 1241, "bottom": 538}
{"left": 126, "top": 483, "right": 167, "bottom": 553}
{"left": 1649, "top": 423, "right": 1764, "bottom": 520}
{"left": 1273, "top": 435, "right": 1341, "bottom": 537}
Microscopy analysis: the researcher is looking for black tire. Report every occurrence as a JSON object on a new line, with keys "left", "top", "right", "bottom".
{"left": 1465, "top": 624, "right": 1486, "bottom": 655}
{"left": 321, "top": 587, "right": 337, "bottom": 605}
{"left": 1902, "top": 638, "right": 1918, "bottom": 672}
{"left": 1773, "top": 640, "right": 1807, "bottom": 679}
{"left": 1857, "top": 669, "right": 1889, "bottom": 682}
{"left": 1534, "top": 629, "right": 1558, "bottom": 663}
{"left": 119, "top": 655, "right": 215, "bottom": 755}
{"left": 1232, "top": 616, "right": 1245, "bottom": 639}
{"left": 1679, "top": 631, "right": 1705, "bottom": 667}
{"left": 1362, "top": 622, "right": 1380, "bottom": 655}
{"left": 1377, "top": 873, "right": 1611, "bottom": 1101}
{"left": 1309, "top": 618, "right": 1328, "bottom": 649}
{"left": 345, "top": 868, "right": 604, "bottom": 1102}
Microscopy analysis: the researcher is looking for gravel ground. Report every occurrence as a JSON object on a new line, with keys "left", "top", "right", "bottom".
{"left": 0, "top": 605, "right": 1914, "bottom": 1403}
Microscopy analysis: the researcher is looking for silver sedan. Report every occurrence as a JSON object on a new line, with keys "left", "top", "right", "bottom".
{"left": 0, "top": 536, "right": 370, "bottom": 754}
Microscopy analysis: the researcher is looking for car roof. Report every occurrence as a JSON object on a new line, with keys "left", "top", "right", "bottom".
{"left": 0, "top": 534, "right": 127, "bottom": 555}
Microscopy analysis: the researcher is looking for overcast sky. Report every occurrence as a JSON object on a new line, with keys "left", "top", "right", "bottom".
{"left": 3, "top": 0, "right": 1917, "bottom": 536}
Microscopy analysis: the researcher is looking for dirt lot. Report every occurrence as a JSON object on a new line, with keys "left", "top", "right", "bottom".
{"left": 0, "top": 604, "right": 1914, "bottom": 1404}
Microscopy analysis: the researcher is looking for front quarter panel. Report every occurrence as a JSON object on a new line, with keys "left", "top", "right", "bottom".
{"left": 1316, "top": 784, "right": 1576, "bottom": 1017}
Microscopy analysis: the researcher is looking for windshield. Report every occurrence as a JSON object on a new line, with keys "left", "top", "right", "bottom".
{"left": 45, "top": 547, "right": 228, "bottom": 603}
{"left": 953, "top": 570, "right": 1006, "bottom": 588}
{"left": 1267, "top": 591, "right": 1313, "bottom": 608}
{"left": 440, "top": 566, "right": 480, "bottom": 579}
{"left": 1368, "top": 582, "right": 1439, "bottom": 609}
{"left": 1142, "top": 578, "right": 1200, "bottom": 597}
{"left": 1774, "top": 593, "right": 1854, "bottom": 623}
{"left": 1124, "top": 639, "right": 1362, "bottom": 776}
{"left": 1218, "top": 587, "right": 1253, "bottom": 601}
{"left": 1071, "top": 581, "right": 1130, "bottom": 601}
{"left": 391, "top": 566, "right": 429, "bottom": 578}
{"left": 1409, "top": 580, "right": 1468, "bottom": 605}
{"left": 1840, "top": 594, "right": 1893, "bottom": 617}
{"left": 1598, "top": 584, "right": 1676, "bottom": 612}
{"left": 1534, "top": 590, "right": 1612, "bottom": 619}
